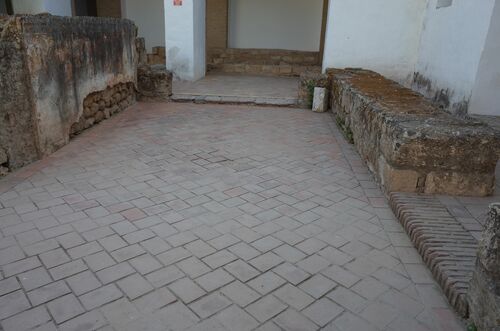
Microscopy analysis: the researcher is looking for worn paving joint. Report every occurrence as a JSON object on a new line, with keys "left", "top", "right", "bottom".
{"left": 389, "top": 192, "right": 478, "bottom": 317}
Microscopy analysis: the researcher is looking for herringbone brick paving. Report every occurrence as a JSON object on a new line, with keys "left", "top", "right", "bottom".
{"left": 0, "top": 102, "right": 464, "bottom": 330}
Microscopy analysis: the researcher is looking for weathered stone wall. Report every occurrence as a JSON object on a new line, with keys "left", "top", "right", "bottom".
{"left": 329, "top": 68, "right": 500, "bottom": 196}
{"left": 0, "top": 14, "right": 137, "bottom": 175}
{"left": 137, "top": 64, "right": 172, "bottom": 102}
{"left": 207, "top": 48, "right": 321, "bottom": 76}
{"left": 0, "top": 16, "right": 41, "bottom": 173}
{"left": 71, "top": 82, "right": 135, "bottom": 137}
{"left": 468, "top": 203, "right": 500, "bottom": 330}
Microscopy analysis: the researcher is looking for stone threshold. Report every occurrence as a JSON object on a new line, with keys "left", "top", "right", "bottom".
{"left": 171, "top": 94, "right": 299, "bottom": 107}
{"left": 389, "top": 192, "right": 478, "bottom": 317}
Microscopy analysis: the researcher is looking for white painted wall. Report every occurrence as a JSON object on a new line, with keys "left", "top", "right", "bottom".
{"left": 43, "top": 0, "right": 72, "bottom": 16}
{"left": 469, "top": 0, "right": 500, "bottom": 116}
{"left": 228, "top": 0, "right": 323, "bottom": 51}
{"left": 123, "top": 0, "right": 165, "bottom": 52}
{"left": 12, "top": 0, "right": 46, "bottom": 14}
{"left": 13, "top": 0, "right": 72, "bottom": 15}
{"left": 414, "top": 0, "right": 496, "bottom": 114}
{"left": 322, "top": 0, "right": 427, "bottom": 83}
{"left": 164, "top": 0, "right": 206, "bottom": 81}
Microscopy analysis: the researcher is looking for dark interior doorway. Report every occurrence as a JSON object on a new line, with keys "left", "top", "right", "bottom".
{"left": 0, "top": 0, "right": 13, "bottom": 15}
{"left": 73, "top": 0, "right": 98, "bottom": 17}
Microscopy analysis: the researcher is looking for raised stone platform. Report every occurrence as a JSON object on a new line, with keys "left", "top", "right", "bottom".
{"left": 329, "top": 69, "right": 500, "bottom": 196}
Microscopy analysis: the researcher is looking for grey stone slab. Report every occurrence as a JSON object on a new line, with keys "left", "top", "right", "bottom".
{"left": 27, "top": 281, "right": 71, "bottom": 306}
{"left": 273, "top": 284, "right": 315, "bottom": 310}
{"left": 1, "top": 306, "right": 51, "bottom": 331}
{"left": 189, "top": 292, "right": 231, "bottom": 318}
{"left": 216, "top": 305, "right": 260, "bottom": 331}
{"left": 116, "top": 273, "right": 154, "bottom": 300}
{"left": 66, "top": 271, "right": 102, "bottom": 296}
{"left": 220, "top": 280, "right": 261, "bottom": 307}
{"left": 47, "top": 294, "right": 85, "bottom": 324}
{"left": 273, "top": 309, "right": 318, "bottom": 331}
{"left": 79, "top": 284, "right": 123, "bottom": 310}
{"left": 246, "top": 295, "right": 288, "bottom": 323}
{"left": 0, "top": 290, "right": 31, "bottom": 320}
{"left": 169, "top": 277, "right": 206, "bottom": 303}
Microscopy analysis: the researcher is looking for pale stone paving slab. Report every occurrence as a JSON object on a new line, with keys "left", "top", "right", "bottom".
{"left": 0, "top": 102, "right": 464, "bottom": 330}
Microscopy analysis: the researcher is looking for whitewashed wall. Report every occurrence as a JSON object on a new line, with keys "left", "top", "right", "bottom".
{"left": 414, "top": 0, "right": 496, "bottom": 114}
{"left": 123, "top": 0, "right": 165, "bottom": 52}
{"left": 43, "top": 0, "right": 72, "bottom": 16}
{"left": 164, "top": 0, "right": 206, "bottom": 81}
{"left": 13, "top": 0, "right": 71, "bottom": 16}
{"left": 228, "top": 0, "right": 323, "bottom": 51}
{"left": 322, "top": 0, "right": 427, "bottom": 83}
{"left": 469, "top": 0, "right": 500, "bottom": 116}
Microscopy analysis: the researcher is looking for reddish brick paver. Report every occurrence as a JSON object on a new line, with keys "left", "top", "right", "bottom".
{"left": 0, "top": 102, "right": 464, "bottom": 330}
{"left": 389, "top": 193, "right": 478, "bottom": 317}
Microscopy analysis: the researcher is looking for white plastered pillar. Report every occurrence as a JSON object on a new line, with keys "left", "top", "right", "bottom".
{"left": 164, "top": 0, "right": 206, "bottom": 81}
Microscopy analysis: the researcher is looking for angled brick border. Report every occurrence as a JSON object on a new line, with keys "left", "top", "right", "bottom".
{"left": 389, "top": 192, "right": 478, "bottom": 317}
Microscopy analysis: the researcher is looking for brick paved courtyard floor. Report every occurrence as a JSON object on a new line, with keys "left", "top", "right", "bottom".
{"left": 0, "top": 102, "right": 465, "bottom": 330}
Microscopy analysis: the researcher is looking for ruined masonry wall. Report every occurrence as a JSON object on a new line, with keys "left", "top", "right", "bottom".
{"left": 0, "top": 14, "right": 137, "bottom": 175}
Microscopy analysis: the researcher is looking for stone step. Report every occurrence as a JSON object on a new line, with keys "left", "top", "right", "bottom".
{"left": 171, "top": 94, "right": 300, "bottom": 107}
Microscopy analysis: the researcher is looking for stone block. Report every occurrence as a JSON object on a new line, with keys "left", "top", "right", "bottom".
{"left": 1, "top": 14, "right": 137, "bottom": 174}
{"left": 312, "top": 87, "right": 328, "bottom": 113}
{"left": 137, "top": 64, "right": 173, "bottom": 102}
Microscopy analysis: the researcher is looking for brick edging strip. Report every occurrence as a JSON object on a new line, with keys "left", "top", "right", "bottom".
{"left": 388, "top": 192, "right": 478, "bottom": 317}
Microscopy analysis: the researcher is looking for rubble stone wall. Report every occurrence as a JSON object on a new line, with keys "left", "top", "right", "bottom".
{"left": 71, "top": 82, "right": 135, "bottom": 137}
{"left": 329, "top": 68, "right": 500, "bottom": 196}
{"left": 0, "top": 14, "right": 137, "bottom": 175}
{"left": 207, "top": 48, "right": 321, "bottom": 76}
{"left": 468, "top": 203, "right": 500, "bottom": 330}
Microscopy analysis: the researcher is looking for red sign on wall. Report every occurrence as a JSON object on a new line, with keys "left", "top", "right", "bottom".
{"left": 174, "top": 0, "right": 182, "bottom": 5}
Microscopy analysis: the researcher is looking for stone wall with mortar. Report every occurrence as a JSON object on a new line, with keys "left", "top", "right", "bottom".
{"left": 207, "top": 48, "right": 321, "bottom": 76}
{"left": 0, "top": 14, "right": 137, "bottom": 175}
{"left": 329, "top": 68, "right": 500, "bottom": 196}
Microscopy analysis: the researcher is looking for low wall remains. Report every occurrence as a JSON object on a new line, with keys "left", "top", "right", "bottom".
{"left": 329, "top": 68, "right": 500, "bottom": 196}
{"left": 207, "top": 48, "right": 321, "bottom": 76}
{"left": 0, "top": 14, "right": 137, "bottom": 175}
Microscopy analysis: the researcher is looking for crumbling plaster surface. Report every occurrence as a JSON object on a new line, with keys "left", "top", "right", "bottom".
{"left": 0, "top": 14, "right": 137, "bottom": 173}
{"left": 412, "top": 0, "right": 496, "bottom": 116}
{"left": 21, "top": 15, "right": 137, "bottom": 155}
